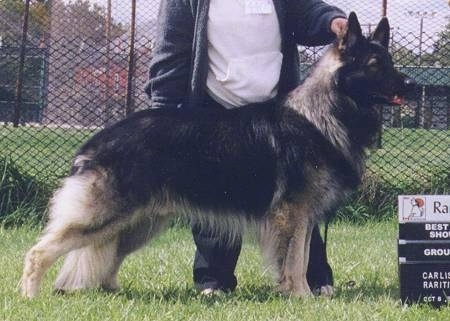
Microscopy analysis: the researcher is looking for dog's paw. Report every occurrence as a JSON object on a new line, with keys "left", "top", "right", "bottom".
{"left": 275, "top": 281, "right": 291, "bottom": 295}
{"left": 19, "top": 275, "right": 38, "bottom": 299}
{"left": 276, "top": 282, "right": 312, "bottom": 298}
{"left": 101, "top": 277, "right": 120, "bottom": 292}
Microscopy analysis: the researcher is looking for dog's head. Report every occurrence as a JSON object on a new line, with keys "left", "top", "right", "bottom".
{"left": 336, "top": 12, "right": 415, "bottom": 105}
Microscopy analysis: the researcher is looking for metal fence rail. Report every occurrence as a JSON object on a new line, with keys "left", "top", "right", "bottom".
{"left": 0, "top": 0, "right": 449, "bottom": 191}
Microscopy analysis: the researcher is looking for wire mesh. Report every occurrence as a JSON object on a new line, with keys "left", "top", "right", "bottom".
{"left": 0, "top": 0, "right": 449, "bottom": 194}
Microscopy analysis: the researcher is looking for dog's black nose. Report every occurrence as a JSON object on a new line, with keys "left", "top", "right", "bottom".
{"left": 404, "top": 77, "right": 416, "bottom": 89}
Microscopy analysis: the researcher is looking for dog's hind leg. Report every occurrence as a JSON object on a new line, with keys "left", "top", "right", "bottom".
{"left": 21, "top": 226, "right": 84, "bottom": 298}
{"left": 54, "top": 215, "right": 168, "bottom": 293}
{"left": 100, "top": 216, "right": 169, "bottom": 290}
{"left": 21, "top": 172, "right": 132, "bottom": 298}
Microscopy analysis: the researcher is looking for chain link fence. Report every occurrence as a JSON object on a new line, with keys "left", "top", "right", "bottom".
{"left": 0, "top": 0, "right": 449, "bottom": 197}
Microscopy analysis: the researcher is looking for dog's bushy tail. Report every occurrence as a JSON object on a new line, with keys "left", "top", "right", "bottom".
{"left": 54, "top": 240, "right": 119, "bottom": 292}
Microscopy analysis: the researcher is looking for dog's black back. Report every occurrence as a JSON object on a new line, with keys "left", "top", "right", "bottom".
{"left": 75, "top": 99, "right": 361, "bottom": 219}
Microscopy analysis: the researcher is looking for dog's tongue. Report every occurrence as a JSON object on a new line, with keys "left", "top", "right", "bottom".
{"left": 391, "top": 95, "right": 404, "bottom": 105}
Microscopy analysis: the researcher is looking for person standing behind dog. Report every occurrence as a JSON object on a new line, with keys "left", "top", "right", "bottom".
{"left": 146, "top": 0, "right": 347, "bottom": 295}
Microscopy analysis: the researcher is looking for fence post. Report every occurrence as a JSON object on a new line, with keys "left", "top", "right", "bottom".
{"left": 13, "top": 0, "right": 31, "bottom": 127}
{"left": 125, "top": 0, "right": 137, "bottom": 116}
{"left": 447, "top": 88, "right": 450, "bottom": 129}
{"left": 104, "top": 0, "right": 112, "bottom": 125}
{"left": 391, "top": 27, "right": 401, "bottom": 128}
{"left": 38, "top": 0, "right": 52, "bottom": 124}
{"left": 375, "top": 0, "right": 388, "bottom": 148}
{"left": 422, "top": 86, "right": 432, "bottom": 129}
{"left": 382, "top": 0, "right": 387, "bottom": 17}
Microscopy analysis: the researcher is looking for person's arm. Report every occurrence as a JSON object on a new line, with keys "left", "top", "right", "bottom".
{"left": 145, "top": 0, "right": 194, "bottom": 109}
{"left": 288, "top": 0, "right": 347, "bottom": 46}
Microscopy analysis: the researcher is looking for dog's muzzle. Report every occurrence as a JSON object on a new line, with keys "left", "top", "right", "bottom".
{"left": 390, "top": 74, "right": 416, "bottom": 105}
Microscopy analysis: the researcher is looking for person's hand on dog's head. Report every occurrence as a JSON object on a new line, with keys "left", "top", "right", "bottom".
{"left": 331, "top": 17, "right": 348, "bottom": 37}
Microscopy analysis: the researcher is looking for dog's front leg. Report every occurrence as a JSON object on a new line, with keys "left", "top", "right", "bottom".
{"left": 300, "top": 220, "right": 314, "bottom": 295}
{"left": 277, "top": 212, "right": 313, "bottom": 298}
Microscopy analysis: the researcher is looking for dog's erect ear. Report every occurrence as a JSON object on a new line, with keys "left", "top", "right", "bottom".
{"left": 339, "top": 12, "right": 363, "bottom": 55}
{"left": 371, "top": 17, "right": 390, "bottom": 48}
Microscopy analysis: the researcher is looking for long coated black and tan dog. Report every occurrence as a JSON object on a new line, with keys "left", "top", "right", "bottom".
{"left": 21, "top": 13, "right": 414, "bottom": 298}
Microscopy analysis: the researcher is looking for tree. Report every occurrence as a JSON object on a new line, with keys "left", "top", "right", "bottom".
{"left": 422, "top": 22, "right": 450, "bottom": 67}
{"left": 0, "top": 0, "right": 125, "bottom": 46}
{"left": 391, "top": 45, "right": 418, "bottom": 66}
{"left": 0, "top": 0, "right": 50, "bottom": 46}
{"left": 54, "top": 0, "right": 125, "bottom": 47}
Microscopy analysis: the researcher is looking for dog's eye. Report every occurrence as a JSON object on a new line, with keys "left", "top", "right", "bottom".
{"left": 367, "top": 57, "right": 378, "bottom": 66}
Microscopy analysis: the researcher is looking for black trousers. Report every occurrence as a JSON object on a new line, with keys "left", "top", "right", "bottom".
{"left": 191, "top": 96, "right": 333, "bottom": 292}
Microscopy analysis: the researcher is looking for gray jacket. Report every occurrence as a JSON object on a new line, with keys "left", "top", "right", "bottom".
{"left": 146, "top": 0, "right": 346, "bottom": 109}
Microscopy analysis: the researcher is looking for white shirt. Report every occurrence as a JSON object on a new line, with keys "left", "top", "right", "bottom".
{"left": 206, "top": 0, "right": 283, "bottom": 108}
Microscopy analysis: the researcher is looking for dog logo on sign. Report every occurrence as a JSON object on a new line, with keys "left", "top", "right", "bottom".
{"left": 404, "top": 197, "right": 426, "bottom": 221}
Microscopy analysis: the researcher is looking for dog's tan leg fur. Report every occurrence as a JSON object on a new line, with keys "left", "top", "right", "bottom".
{"left": 277, "top": 213, "right": 313, "bottom": 297}
{"left": 262, "top": 202, "right": 314, "bottom": 298}
{"left": 21, "top": 229, "right": 82, "bottom": 298}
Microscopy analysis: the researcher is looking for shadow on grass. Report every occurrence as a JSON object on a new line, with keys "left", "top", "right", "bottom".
{"left": 117, "top": 285, "right": 199, "bottom": 304}
{"left": 113, "top": 280, "right": 400, "bottom": 305}
{"left": 111, "top": 279, "right": 405, "bottom": 307}
{"left": 115, "top": 283, "right": 283, "bottom": 305}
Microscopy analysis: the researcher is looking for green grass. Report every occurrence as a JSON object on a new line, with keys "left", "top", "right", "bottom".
{"left": 2, "top": 220, "right": 450, "bottom": 321}
{"left": 0, "top": 126, "right": 94, "bottom": 181}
